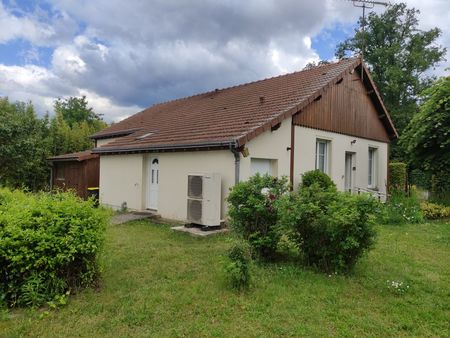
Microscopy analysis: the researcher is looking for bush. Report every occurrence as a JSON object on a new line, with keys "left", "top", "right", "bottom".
{"left": 379, "top": 191, "right": 424, "bottom": 225}
{"left": 227, "top": 174, "right": 290, "bottom": 259}
{"left": 420, "top": 202, "right": 450, "bottom": 220}
{"left": 0, "top": 188, "right": 110, "bottom": 307}
{"left": 278, "top": 172, "right": 378, "bottom": 273}
{"left": 301, "top": 170, "right": 336, "bottom": 190}
{"left": 223, "top": 242, "right": 252, "bottom": 290}
{"left": 389, "top": 162, "right": 407, "bottom": 192}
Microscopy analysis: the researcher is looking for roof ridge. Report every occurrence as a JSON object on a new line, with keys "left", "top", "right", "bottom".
{"left": 233, "top": 57, "right": 361, "bottom": 145}
{"left": 94, "top": 58, "right": 358, "bottom": 134}
{"left": 147, "top": 57, "right": 358, "bottom": 109}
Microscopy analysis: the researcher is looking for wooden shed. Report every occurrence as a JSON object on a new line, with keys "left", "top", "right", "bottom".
{"left": 48, "top": 150, "right": 100, "bottom": 199}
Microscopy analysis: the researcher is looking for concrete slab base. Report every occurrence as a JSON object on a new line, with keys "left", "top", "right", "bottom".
{"left": 111, "top": 212, "right": 158, "bottom": 225}
{"left": 171, "top": 225, "right": 229, "bottom": 237}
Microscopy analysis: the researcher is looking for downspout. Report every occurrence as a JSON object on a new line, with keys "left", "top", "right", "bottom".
{"left": 230, "top": 143, "right": 240, "bottom": 185}
{"left": 289, "top": 119, "right": 295, "bottom": 190}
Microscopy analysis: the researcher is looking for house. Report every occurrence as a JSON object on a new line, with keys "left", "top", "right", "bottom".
{"left": 48, "top": 150, "right": 100, "bottom": 199}
{"left": 91, "top": 57, "right": 397, "bottom": 222}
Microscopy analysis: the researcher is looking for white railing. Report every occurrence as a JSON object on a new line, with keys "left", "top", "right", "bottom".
{"left": 350, "top": 186, "right": 388, "bottom": 201}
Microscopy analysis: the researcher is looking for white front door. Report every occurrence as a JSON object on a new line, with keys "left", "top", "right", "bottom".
{"left": 147, "top": 158, "right": 159, "bottom": 210}
{"left": 344, "top": 152, "right": 353, "bottom": 193}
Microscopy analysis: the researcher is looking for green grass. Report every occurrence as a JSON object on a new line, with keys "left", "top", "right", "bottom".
{"left": 1, "top": 221, "right": 449, "bottom": 337}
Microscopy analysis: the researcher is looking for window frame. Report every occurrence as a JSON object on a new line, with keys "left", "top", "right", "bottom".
{"left": 315, "top": 139, "right": 330, "bottom": 174}
{"left": 250, "top": 158, "right": 278, "bottom": 177}
{"left": 56, "top": 165, "right": 65, "bottom": 180}
{"left": 368, "top": 147, "right": 378, "bottom": 189}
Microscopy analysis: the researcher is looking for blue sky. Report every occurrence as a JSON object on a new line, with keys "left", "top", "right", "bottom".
{"left": 0, "top": 0, "right": 448, "bottom": 122}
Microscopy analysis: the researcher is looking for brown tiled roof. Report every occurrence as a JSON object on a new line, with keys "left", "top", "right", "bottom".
{"left": 92, "top": 58, "right": 396, "bottom": 153}
{"left": 48, "top": 150, "right": 98, "bottom": 162}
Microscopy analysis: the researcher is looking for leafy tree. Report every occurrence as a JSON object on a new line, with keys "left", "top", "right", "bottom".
{"left": 49, "top": 96, "right": 107, "bottom": 155}
{"left": 303, "top": 60, "right": 331, "bottom": 70}
{"left": 54, "top": 96, "right": 103, "bottom": 127}
{"left": 400, "top": 75, "right": 450, "bottom": 197}
{"left": 0, "top": 98, "right": 51, "bottom": 190}
{"left": 0, "top": 96, "right": 107, "bottom": 191}
{"left": 336, "top": 3, "right": 446, "bottom": 135}
{"left": 48, "top": 111, "right": 102, "bottom": 155}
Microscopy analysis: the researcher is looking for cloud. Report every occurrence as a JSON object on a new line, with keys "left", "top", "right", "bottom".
{"left": 0, "top": 0, "right": 448, "bottom": 123}
{"left": 0, "top": 2, "right": 77, "bottom": 46}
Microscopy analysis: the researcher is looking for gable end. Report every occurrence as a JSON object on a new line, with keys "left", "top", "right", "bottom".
{"left": 293, "top": 67, "right": 393, "bottom": 143}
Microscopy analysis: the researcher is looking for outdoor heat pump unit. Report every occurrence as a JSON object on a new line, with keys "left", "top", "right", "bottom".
{"left": 187, "top": 173, "right": 221, "bottom": 227}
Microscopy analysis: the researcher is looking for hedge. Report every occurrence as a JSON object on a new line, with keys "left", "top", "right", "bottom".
{"left": 389, "top": 162, "right": 407, "bottom": 192}
{"left": 0, "top": 188, "right": 110, "bottom": 307}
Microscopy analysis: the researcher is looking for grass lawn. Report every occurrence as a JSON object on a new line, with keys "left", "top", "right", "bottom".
{"left": 1, "top": 220, "right": 449, "bottom": 337}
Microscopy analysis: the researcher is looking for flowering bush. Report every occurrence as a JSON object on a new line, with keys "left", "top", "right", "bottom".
{"left": 379, "top": 191, "right": 424, "bottom": 224}
{"left": 386, "top": 280, "right": 410, "bottom": 295}
{"left": 420, "top": 201, "right": 450, "bottom": 220}
{"left": 227, "top": 174, "right": 290, "bottom": 259}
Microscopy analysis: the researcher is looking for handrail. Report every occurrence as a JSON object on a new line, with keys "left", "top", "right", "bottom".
{"left": 351, "top": 186, "right": 388, "bottom": 201}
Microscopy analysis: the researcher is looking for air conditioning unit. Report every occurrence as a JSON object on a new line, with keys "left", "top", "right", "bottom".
{"left": 187, "top": 173, "right": 221, "bottom": 227}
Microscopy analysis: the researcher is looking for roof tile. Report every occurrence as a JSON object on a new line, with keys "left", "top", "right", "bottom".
{"left": 93, "top": 58, "right": 363, "bottom": 152}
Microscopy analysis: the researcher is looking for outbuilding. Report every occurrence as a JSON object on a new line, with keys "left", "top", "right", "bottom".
{"left": 48, "top": 150, "right": 100, "bottom": 199}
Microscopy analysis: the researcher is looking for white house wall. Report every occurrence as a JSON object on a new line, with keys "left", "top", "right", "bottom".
{"left": 154, "top": 151, "right": 235, "bottom": 221}
{"left": 294, "top": 126, "right": 388, "bottom": 196}
{"left": 98, "top": 120, "right": 389, "bottom": 222}
{"left": 99, "top": 150, "right": 235, "bottom": 221}
{"left": 240, "top": 117, "right": 292, "bottom": 181}
{"left": 99, "top": 154, "right": 144, "bottom": 210}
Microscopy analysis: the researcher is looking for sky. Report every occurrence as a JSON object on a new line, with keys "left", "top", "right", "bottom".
{"left": 0, "top": 0, "right": 448, "bottom": 122}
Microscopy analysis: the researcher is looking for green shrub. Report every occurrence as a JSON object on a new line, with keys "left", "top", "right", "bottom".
{"left": 301, "top": 169, "right": 336, "bottom": 190}
{"left": 0, "top": 188, "right": 110, "bottom": 307}
{"left": 224, "top": 242, "right": 252, "bottom": 290}
{"left": 389, "top": 162, "right": 407, "bottom": 192}
{"left": 227, "top": 174, "right": 290, "bottom": 259}
{"left": 278, "top": 172, "right": 378, "bottom": 273}
{"left": 379, "top": 191, "right": 424, "bottom": 225}
{"left": 420, "top": 202, "right": 450, "bottom": 220}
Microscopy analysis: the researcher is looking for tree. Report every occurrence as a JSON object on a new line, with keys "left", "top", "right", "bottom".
{"left": 303, "top": 60, "right": 331, "bottom": 70}
{"left": 0, "top": 96, "right": 108, "bottom": 191}
{"left": 49, "top": 96, "right": 107, "bottom": 155}
{"left": 336, "top": 3, "right": 446, "bottom": 135}
{"left": 0, "top": 98, "right": 51, "bottom": 190}
{"left": 54, "top": 96, "right": 103, "bottom": 127}
{"left": 400, "top": 76, "right": 450, "bottom": 194}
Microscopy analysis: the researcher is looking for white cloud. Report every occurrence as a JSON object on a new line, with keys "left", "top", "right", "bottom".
{"left": 0, "top": 62, "right": 143, "bottom": 121}
{"left": 0, "top": 0, "right": 448, "bottom": 123}
{"left": 0, "top": 2, "right": 76, "bottom": 46}
{"left": 77, "top": 89, "right": 142, "bottom": 122}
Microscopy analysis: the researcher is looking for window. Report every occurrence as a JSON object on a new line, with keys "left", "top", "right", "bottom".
{"left": 56, "top": 166, "right": 65, "bottom": 180}
{"left": 251, "top": 158, "right": 277, "bottom": 176}
{"left": 315, "top": 139, "right": 330, "bottom": 174}
{"left": 368, "top": 147, "right": 377, "bottom": 188}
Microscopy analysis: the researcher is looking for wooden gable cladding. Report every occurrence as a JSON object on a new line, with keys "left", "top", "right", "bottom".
{"left": 293, "top": 70, "right": 391, "bottom": 143}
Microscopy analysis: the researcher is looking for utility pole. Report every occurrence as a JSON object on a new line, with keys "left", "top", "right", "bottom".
{"left": 348, "top": 0, "right": 389, "bottom": 80}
